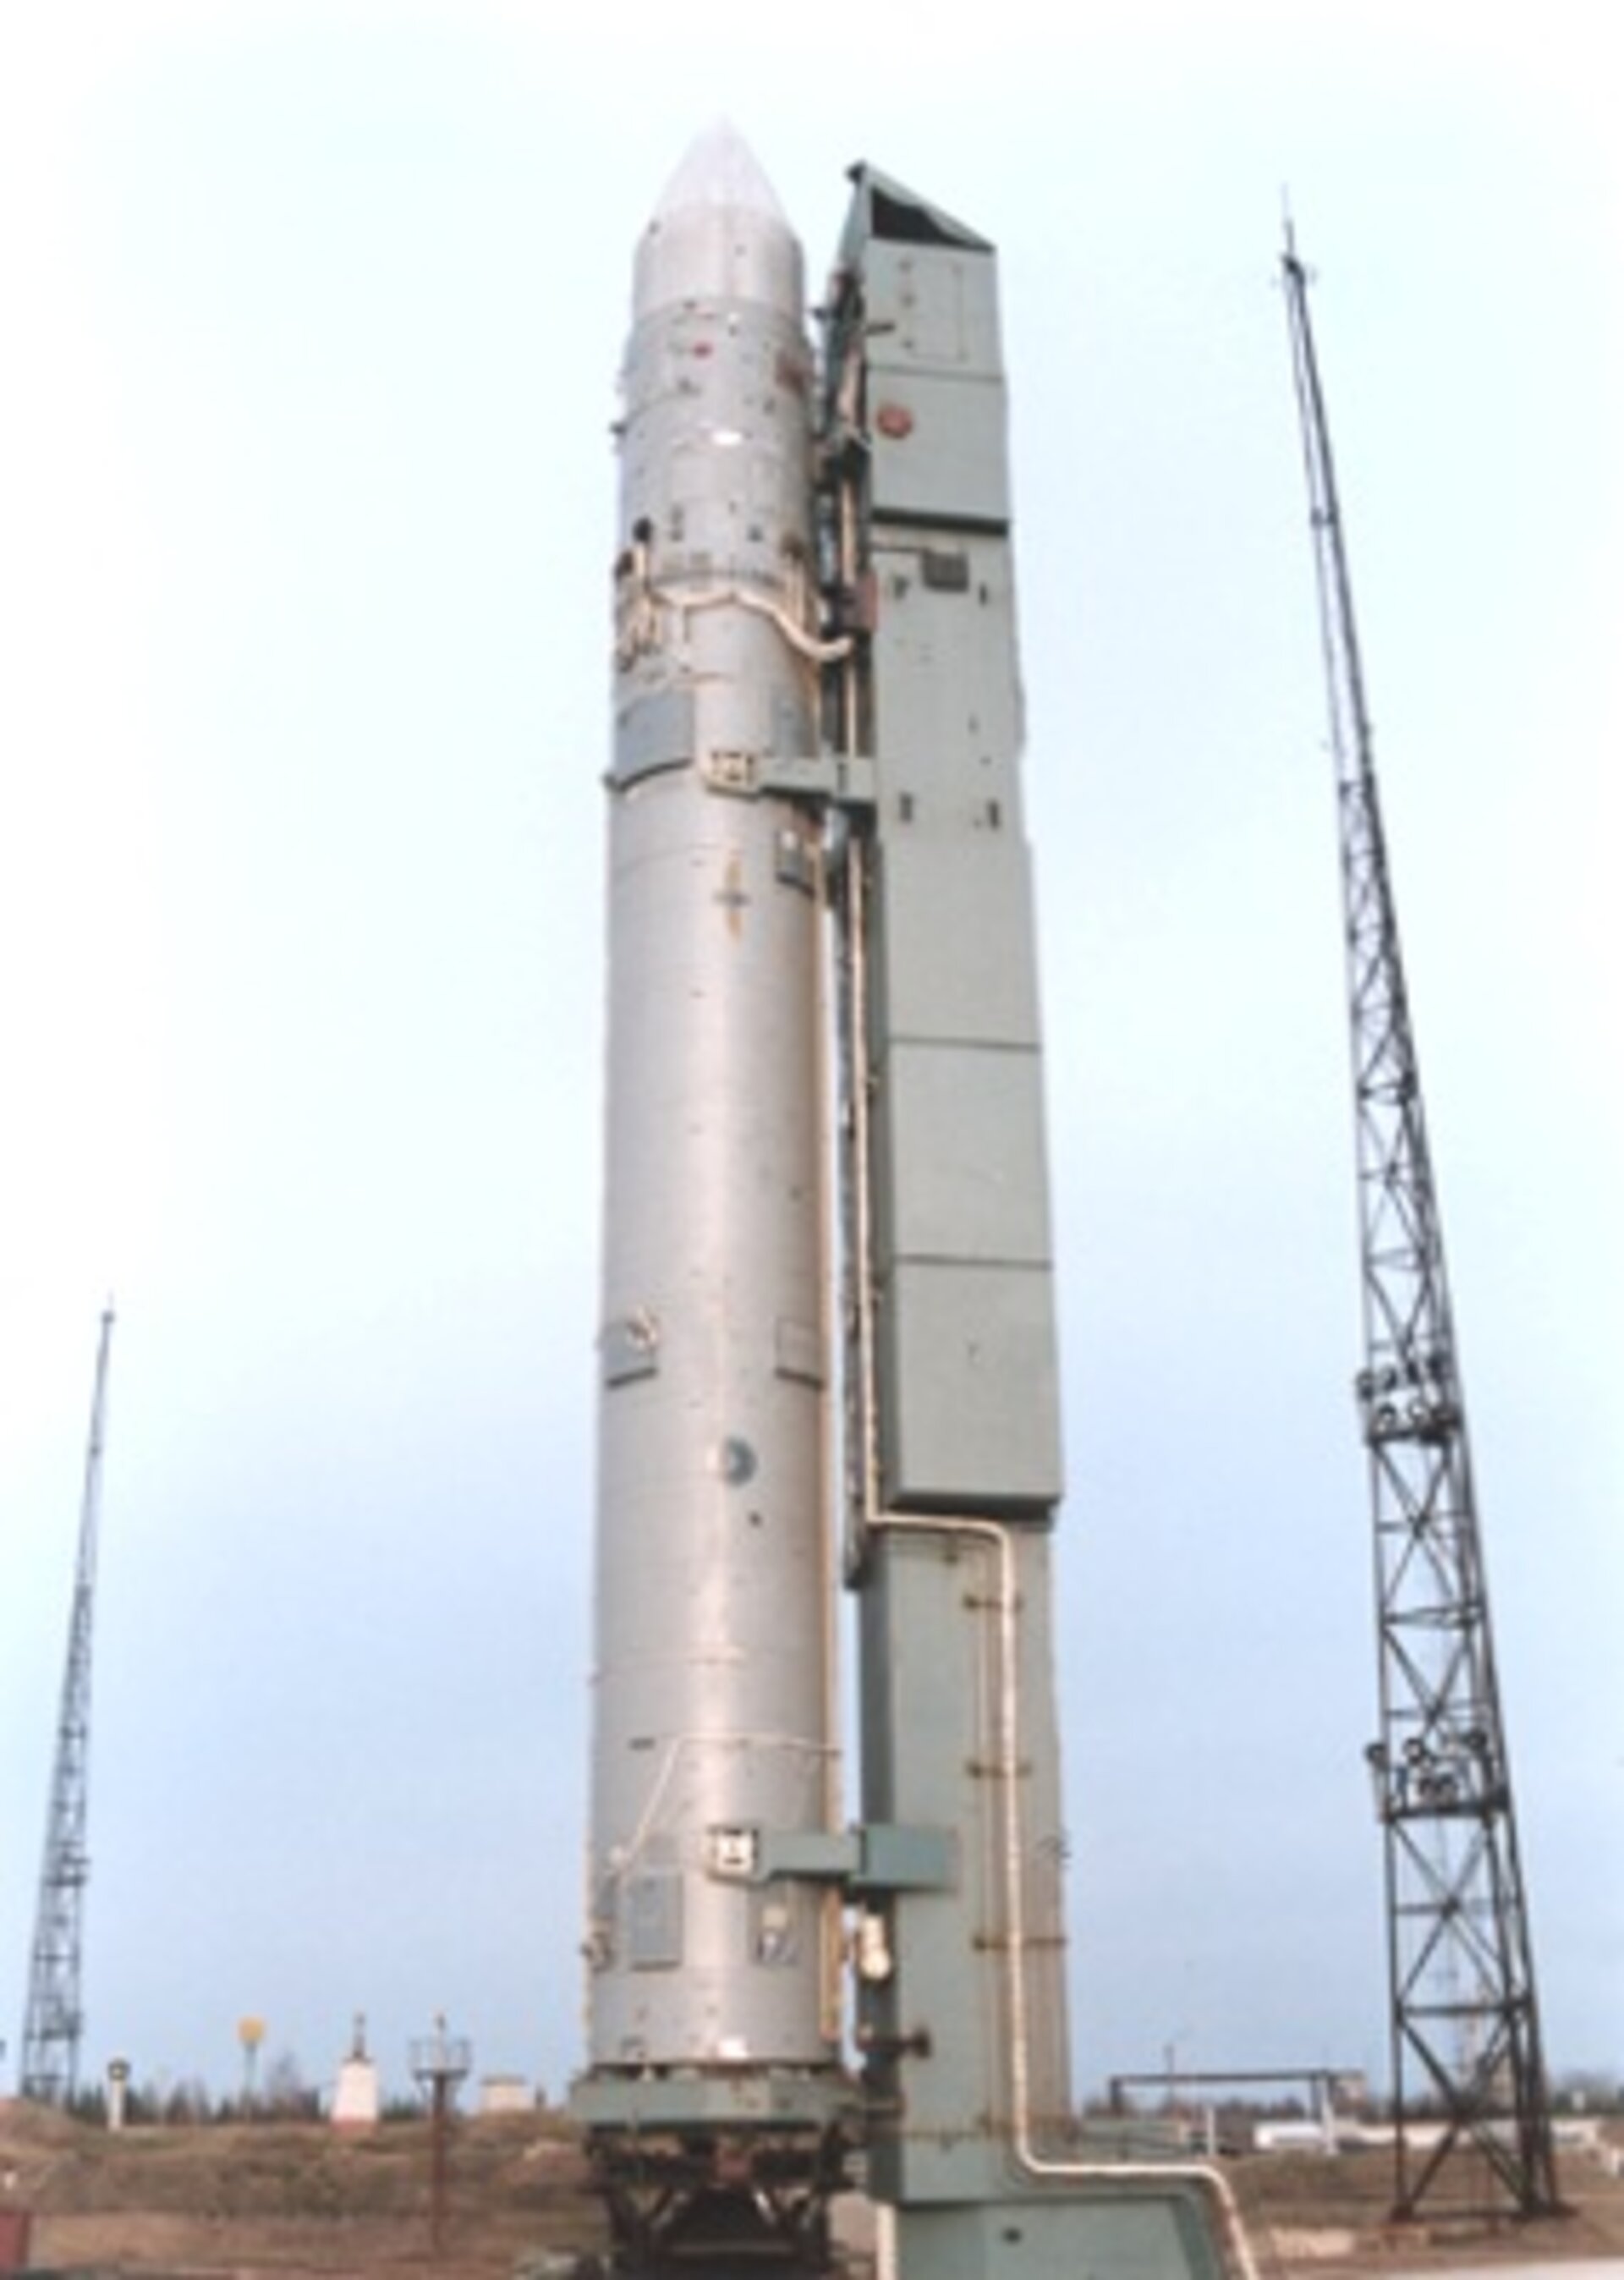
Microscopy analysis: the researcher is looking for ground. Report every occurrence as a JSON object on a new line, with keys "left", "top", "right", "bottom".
{"left": 1228, "top": 2130, "right": 1624, "bottom": 2274}
{"left": 0, "top": 2100, "right": 606, "bottom": 2277}
{"left": 2, "top": 2100, "right": 1621, "bottom": 2278}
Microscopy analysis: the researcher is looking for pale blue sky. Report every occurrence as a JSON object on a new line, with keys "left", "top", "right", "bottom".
{"left": 2, "top": 2, "right": 1619, "bottom": 2105}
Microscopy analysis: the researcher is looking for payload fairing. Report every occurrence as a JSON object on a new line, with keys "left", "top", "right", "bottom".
{"left": 573, "top": 127, "right": 1237, "bottom": 2280}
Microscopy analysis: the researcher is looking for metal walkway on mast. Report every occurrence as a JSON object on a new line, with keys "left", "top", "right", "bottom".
{"left": 1281, "top": 233, "right": 1560, "bottom": 2222}
{"left": 19, "top": 1304, "right": 115, "bottom": 2107}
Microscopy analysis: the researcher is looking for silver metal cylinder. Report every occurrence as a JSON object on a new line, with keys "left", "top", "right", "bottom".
{"left": 585, "top": 129, "right": 837, "bottom": 2079}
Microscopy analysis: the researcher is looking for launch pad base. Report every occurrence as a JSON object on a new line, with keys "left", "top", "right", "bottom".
{"left": 890, "top": 2187, "right": 1232, "bottom": 2280}
{"left": 575, "top": 2074, "right": 855, "bottom": 2277}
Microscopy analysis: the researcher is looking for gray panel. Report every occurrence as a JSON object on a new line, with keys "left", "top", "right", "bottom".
{"left": 875, "top": 835, "right": 1042, "bottom": 1046}
{"left": 881, "top": 1259, "right": 1062, "bottom": 1509}
{"left": 773, "top": 827, "right": 818, "bottom": 894}
{"left": 627, "top": 1870, "right": 683, "bottom": 1970}
{"left": 880, "top": 1041, "right": 1051, "bottom": 1266}
{"left": 869, "top": 371, "right": 1010, "bottom": 525}
{"left": 869, "top": 537, "right": 1023, "bottom": 816}
{"left": 864, "top": 240, "right": 1005, "bottom": 376}
{"left": 749, "top": 1883, "right": 801, "bottom": 1967}
{"left": 614, "top": 686, "right": 696, "bottom": 786}
{"left": 895, "top": 2198, "right": 1230, "bottom": 2280}
{"left": 920, "top": 547, "right": 970, "bottom": 591}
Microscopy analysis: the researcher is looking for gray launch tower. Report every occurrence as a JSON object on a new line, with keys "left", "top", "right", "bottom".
{"left": 574, "top": 132, "right": 1240, "bottom": 2280}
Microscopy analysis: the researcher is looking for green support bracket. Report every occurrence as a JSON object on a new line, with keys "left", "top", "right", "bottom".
{"left": 853, "top": 1822, "right": 955, "bottom": 1894}
{"left": 750, "top": 752, "right": 876, "bottom": 806}
{"left": 753, "top": 1823, "right": 955, "bottom": 1893}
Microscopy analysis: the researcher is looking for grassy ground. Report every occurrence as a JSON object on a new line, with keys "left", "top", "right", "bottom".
{"left": 1226, "top": 2139, "right": 1624, "bottom": 2274}
{"left": 3, "top": 2101, "right": 1620, "bottom": 2278}
{"left": 0, "top": 2099, "right": 608, "bottom": 2276}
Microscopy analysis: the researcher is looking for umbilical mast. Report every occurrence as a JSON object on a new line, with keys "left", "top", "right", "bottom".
{"left": 1281, "top": 235, "right": 1559, "bottom": 2222}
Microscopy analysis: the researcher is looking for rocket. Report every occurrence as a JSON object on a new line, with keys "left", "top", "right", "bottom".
{"left": 572, "top": 124, "right": 1241, "bottom": 2280}
{"left": 574, "top": 124, "right": 849, "bottom": 2244}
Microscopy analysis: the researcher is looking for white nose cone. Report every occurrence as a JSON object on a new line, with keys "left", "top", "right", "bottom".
{"left": 654, "top": 119, "right": 787, "bottom": 230}
{"left": 634, "top": 121, "right": 804, "bottom": 325}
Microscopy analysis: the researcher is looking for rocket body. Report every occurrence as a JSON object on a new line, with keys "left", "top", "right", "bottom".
{"left": 585, "top": 131, "right": 837, "bottom": 2080}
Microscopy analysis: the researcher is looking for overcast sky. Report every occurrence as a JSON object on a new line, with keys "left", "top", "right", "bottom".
{"left": 1, "top": 3, "right": 1618, "bottom": 2108}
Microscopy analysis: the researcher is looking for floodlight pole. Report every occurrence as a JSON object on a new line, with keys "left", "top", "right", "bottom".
{"left": 410, "top": 2016, "right": 471, "bottom": 2255}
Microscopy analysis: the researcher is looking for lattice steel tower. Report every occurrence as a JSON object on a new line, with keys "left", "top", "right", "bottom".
{"left": 19, "top": 1304, "right": 115, "bottom": 2107}
{"left": 1281, "top": 238, "right": 1560, "bottom": 2222}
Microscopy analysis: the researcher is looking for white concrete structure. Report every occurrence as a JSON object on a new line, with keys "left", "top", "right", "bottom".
{"left": 331, "top": 2054, "right": 380, "bottom": 2129}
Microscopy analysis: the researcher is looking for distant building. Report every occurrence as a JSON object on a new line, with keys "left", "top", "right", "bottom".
{"left": 479, "top": 2075, "right": 531, "bottom": 2117}
{"left": 330, "top": 2013, "right": 380, "bottom": 2129}
{"left": 331, "top": 2056, "right": 380, "bottom": 2129}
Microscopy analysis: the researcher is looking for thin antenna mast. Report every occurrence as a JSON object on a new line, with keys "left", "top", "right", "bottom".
{"left": 1280, "top": 239, "right": 1561, "bottom": 2222}
{"left": 19, "top": 1303, "right": 116, "bottom": 2107}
